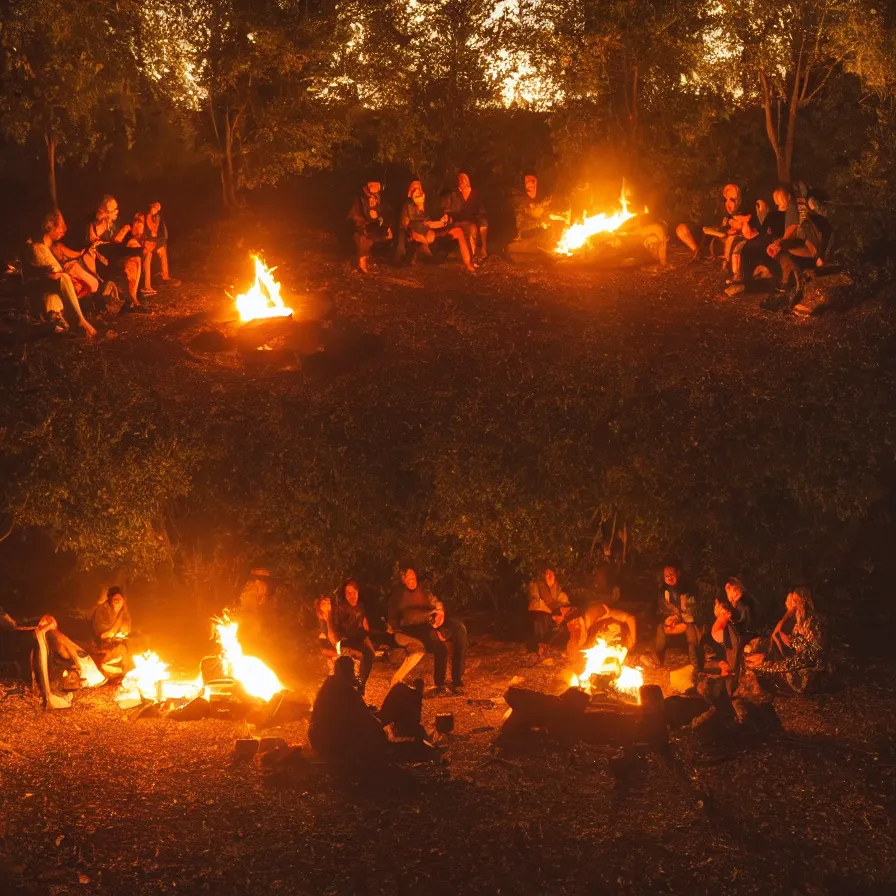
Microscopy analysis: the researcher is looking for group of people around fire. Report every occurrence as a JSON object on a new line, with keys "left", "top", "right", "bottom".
{"left": 0, "top": 586, "right": 135, "bottom": 692}
{"left": 675, "top": 180, "right": 833, "bottom": 309}
{"left": 348, "top": 169, "right": 569, "bottom": 274}
{"left": 527, "top": 562, "right": 829, "bottom": 695}
{"left": 25, "top": 195, "right": 179, "bottom": 338}
{"left": 1, "top": 558, "right": 828, "bottom": 711}
{"left": 311, "top": 560, "right": 829, "bottom": 705}
{"left": 348, "top": 169, "right": 834, "bottom": 312}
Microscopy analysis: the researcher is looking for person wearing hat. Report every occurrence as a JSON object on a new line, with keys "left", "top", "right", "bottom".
{"left": 348, "top": 177, "right": 392, "bottom": 273}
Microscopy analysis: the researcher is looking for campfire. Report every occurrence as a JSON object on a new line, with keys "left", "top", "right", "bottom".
{"left": 234, "top": 255, "right": 293, "bottom": 322}
{"left": 569, "top": 638, "right": 644, "bottom": 703}
{"left": 554, "top": 186, "right": 640, "bottom": 257}
{"left": 115, "top": 612, "right": 284, "bottom": 711}
{"left": 213, "top": 615, "right": 284, "bottom": 701}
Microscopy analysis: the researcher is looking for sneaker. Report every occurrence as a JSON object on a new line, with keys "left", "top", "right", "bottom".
{"left": 425, "top": 686, "right": 448, "bottom": 698}
{"left": 161, "top": 278, "right": 182, "bottom": 287}
{"left": 449, "top": 683, "right": 465, "bottom": 696}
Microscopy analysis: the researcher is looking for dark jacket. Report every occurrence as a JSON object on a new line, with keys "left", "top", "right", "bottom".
{"left": 441, "top": 188, "right": 487, "bottom": 226}
{"left": 331, "top": 598, "right": 369, "bottom": 641}
{"left": 388, "top": 585, "right": 443, "bottom": 630}
{"left": 348, "top": 188, "right": 384, "bottom": 234}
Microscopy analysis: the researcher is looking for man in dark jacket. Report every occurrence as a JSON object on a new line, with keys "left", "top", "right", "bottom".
{"left": 388, "top": 567, "right": 467, "bottom": 695}
{"left": 348, "top": 179, "right": 392, "bottom": 273}
{"left": 441, "top": 172, "right": 489, "bottom": 262}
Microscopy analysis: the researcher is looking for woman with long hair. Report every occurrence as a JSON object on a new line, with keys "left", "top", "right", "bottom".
{"left": 752, "top": 588, "right": 828, "bottom": 693}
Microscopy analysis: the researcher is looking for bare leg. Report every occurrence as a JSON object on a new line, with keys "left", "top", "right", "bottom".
{"left": 124, "top": 257, "right": 141, "bottom": 304}
{"left": 56, "top": 273, "right": 96, "bottom": 337}
{"left": 65, "top": 261, "right": 99, "bottom": 294}
{"left": 449, "top": 226, "right": 476, "bottom": 272}
{"left": 142, "top": 247, "right": 154, "bottom": 291}
{"left": 675, "top": 223, "right": 699, "bottom": 259}
{"left": 390, "top": 649, "right": 425, "bottom": 687}
{"left": 46, "top": 629, "right": 85, "bottom": 671}
{"left": 158, "top": 245, "right": 171, "bottom": 280}
{"left": 81, "top": 252, "right": 98, "bottom": 276}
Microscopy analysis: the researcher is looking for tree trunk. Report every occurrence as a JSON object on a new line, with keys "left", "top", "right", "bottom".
{"left": 220, "top": 109, "right": 242, "bottom": 210}
{"left": 46, "top": 132, "right": 58, "bottom": 209}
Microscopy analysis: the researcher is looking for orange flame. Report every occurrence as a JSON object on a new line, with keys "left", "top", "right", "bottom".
{"left": 124, "top": 650, "right": 170, "bottom": 698}
{"left": 235, "top": 255, "right": 292, "bottom": 322}
{"left": 569, "top": 637, "right": 643, "bottom": 703}
{"left": 214, "top": 614, "right": 284, "bottom": 701}
{"left": 555, "top": 186, "right": 640, "bottom": 256}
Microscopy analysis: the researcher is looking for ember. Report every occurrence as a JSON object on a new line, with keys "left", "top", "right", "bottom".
{"left": 234, "top": 254, "right": 293, "bottom": 322}
{"left": 570, "top": 637, "right": 644, "bottom": 703}
{"left": 554, "top": 186, "right": 640, "bottom": 256}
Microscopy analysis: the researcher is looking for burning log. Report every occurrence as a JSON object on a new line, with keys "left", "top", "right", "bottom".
{"left": 552, "top": 186, "right": 667, "bottom": 266}
{"left": 503, "top": 684, "right": 667, "bottom": 746}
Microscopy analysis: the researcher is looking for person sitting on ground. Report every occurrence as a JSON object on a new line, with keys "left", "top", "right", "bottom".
{"left": 324, "top": 578, "right": 376, "bottom": 694}
{"left": 46, "top": 210, "right": 100, "bottom": 296}
{"left": 348, "top": 178, "right": 392, "bottom": 274}
{"left": 37, "top": 615, "right": 92, "bottom": 683}
{"left": 401, "top": 181, "right": 477, "bottom": 271}
{"left": 388, "top": 567, "right": 467, "bottom": 695}
{"left": 765, "top": 183, "right": 831, "bottom": 271}
{"left": 398, "top": 180, "right": 446, "bottom": 262}
{"left": 511, "top": 171, "right": 570, "bottom": 250}
{"left": 441, "top": 171, "right": 489, "bottom": 263}
{"left": 655, "top": 564, "right": 703, "bottom": 672}
{"left": 749, "top": 587, "right": 827, "bottom": 693}
{"left": 705, "top": 577, "right": 756, "bottom": 685}
{"left": 87, "top": 195, "right": 145, "bottom": 310}
{"left": 566, "top": 601, "right": 637, "bottom": 662}
{"left": 91, "top": 586, "right": 133, "bottom": 676}
{"left": 28, "top": 211, "right": 97, "bottom": 337}
{"left": 676, "top": 184, "right": 751, "bottom": 268}
{"left": 308, "top": 655, "right": 390, "bottom": 762}
{"left": 124, "top": 213, "right": 158, "bottom": 301}
{"left": 527, "top": 567, "right": 573, "bottom": 661}
{"left": 144, "top": 201, "right": 180, "bottom": 291}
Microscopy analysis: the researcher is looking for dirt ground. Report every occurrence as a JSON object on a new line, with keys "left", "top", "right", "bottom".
{"left": 2, "top": 228, "right": 896, "bottom": 894}
{"left": 2, "top": 636, "right": 896, "bottom": 896}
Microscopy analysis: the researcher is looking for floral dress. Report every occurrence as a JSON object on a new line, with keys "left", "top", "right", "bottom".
{"left": 758, "top": 613, "right": 828, "bottom": 693}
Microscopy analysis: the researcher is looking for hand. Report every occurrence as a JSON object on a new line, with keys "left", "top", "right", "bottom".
{"left": 431, "top": 609, "right": 445, "bottom": 629}
{"left": 440, "top": 214, "right": 449, "bottom": 226}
